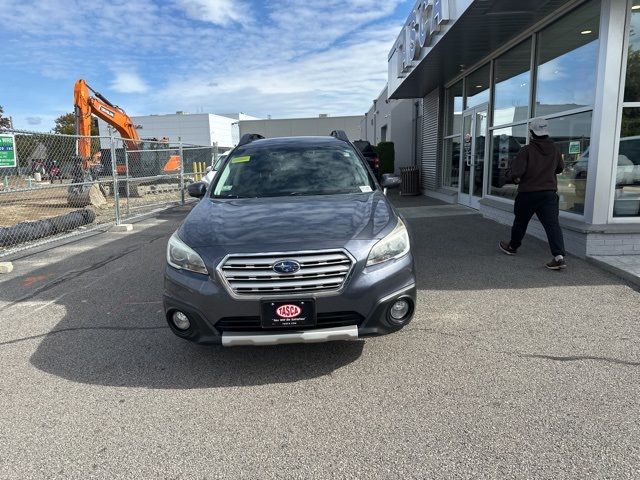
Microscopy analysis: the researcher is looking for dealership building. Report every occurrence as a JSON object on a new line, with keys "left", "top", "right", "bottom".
{"left": 388, "top": 0, "right": 640, "bottom": 256}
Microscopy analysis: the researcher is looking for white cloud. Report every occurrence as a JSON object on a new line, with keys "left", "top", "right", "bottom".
{"left": 1, "top": 0, "right": 408, "bottom": 124}
{"left": 110, "top": 70, "right": 150, "bottom": 94}
{"left": 158, "top": 24, "right": 400, "bottom": 117}
{"left": 175, "top": 0, "right": 246, "bottom": 26}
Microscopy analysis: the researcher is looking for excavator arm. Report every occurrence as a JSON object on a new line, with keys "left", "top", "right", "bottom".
{"left": 73, "top": 79, "right": 141, "bottom": 170}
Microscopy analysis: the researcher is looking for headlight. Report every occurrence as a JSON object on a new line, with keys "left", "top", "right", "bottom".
{"left": 366, "top": 218, "right": 410, "bottom": 267}
{"left": 167, "top": 232, "right": 208, "bottom": 275}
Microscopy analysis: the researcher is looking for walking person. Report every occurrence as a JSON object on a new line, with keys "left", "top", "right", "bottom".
{"left": 499, "top": 118, "right": 567, "bottom": 270}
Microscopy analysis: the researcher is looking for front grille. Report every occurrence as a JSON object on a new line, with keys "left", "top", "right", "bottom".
{"left": 216, "top": 311, "right": 364, "bottom": 332}
{"left": 219, "top": 250, "right": 353, "bottom": 296}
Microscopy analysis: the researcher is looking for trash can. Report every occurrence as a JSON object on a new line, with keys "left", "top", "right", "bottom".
{"left": 400, "top": 166, "right": 420, "bottom": 196}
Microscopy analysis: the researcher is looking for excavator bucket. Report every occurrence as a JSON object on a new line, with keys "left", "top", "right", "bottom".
{"left": 163, "top": 155, "right": 181, "bottom": 173}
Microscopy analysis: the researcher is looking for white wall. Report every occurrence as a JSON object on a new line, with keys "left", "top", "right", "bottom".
{"left": 239, "top": 116, "right": 363, "bottom": 141}
{"left": 137, "top": 114, "right": 212, "bottom": 146}
{"left": 98, "top": 112, "right": 255, "bottom": 148}
{"left": 360, "top": 85, "right": 419, "bottom": 173}
{"left": 390, "top": 98, "right": 417, "bottom": 170}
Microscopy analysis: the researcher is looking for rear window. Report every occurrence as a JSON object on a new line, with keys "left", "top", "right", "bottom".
{"left": 352, "top": 140, "right": 374, "bottom": 153}
{"left": 211, "top": 144, "right": 375, "bottom": 198}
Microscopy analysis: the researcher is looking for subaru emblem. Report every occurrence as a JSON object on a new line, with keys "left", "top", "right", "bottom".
{"left": 273, "top": 260, "right": 300, "bottom": 274}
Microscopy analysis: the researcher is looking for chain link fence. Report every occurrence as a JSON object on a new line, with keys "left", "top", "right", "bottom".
{"left": 0, "top": 129, "right": 219, "bottom": 258}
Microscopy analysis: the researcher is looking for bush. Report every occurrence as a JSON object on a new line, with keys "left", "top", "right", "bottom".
{"left": 374, "top": 142, "right": 395, "bottom": 175}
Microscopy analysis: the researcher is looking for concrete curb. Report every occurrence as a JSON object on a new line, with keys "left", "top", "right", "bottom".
{"left": 586, "top": 256, "right": 640, "bottom": 289}
{"left": 0, "top": 261, "right": 13, "bottom": 274}
{"left": 111, "top": 224, "right": 134, "bottom": 232}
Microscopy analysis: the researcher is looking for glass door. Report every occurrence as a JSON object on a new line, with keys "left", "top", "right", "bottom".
{"left": 458, "top": 104, "right": 488, "bottom": 209}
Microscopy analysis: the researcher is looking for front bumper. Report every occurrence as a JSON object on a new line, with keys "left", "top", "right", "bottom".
{"left": 163, "top": 252, "right": 416, "bottom": 345}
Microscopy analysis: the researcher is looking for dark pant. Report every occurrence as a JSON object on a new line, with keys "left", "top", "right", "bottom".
{"left": 510, "top": 191, "right": 565, "bottom": 257}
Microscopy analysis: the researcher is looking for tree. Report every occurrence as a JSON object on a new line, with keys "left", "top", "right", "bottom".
{"left": 0, "top": 105, "right": 11, "bottom": 129}
{"left": 52, "top": 112, "right": 98, "bottom": 135}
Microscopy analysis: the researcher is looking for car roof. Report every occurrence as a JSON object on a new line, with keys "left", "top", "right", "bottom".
{"left": 239, "top": 136, "right": 348, "bottom": 150}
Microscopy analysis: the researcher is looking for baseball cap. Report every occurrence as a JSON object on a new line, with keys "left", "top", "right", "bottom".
{"left": 529, "top": 117, "right": 549, "bottom": 136}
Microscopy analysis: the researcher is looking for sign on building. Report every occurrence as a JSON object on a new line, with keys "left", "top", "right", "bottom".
{"left": 0, "top": 134, "right": 17, "bottom": 168}
{"left": 569, "top": 141, "right": 581, "bottom": 155}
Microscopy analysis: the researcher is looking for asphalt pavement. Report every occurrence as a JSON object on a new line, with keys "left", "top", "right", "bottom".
{"left": 0, "top": 197, "right": 639, "bottom": 479}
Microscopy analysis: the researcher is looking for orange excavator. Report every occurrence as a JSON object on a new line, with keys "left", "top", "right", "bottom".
{"left": 74, "top": 79, "right": 141, "bottom": 175}
{"left": 73, "top": 79, "right": 181, "bottom": 176}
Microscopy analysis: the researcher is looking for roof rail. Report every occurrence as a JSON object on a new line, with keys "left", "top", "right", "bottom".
{"left": 330, "top": 130, "right": 349, "bottom": 142}
{"left": 238, "top": 133, "right": 265, "bottom": 146}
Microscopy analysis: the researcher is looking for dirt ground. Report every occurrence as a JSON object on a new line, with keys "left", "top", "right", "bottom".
{"left": 0, "top": 180, "right": 183, "bottom": 228}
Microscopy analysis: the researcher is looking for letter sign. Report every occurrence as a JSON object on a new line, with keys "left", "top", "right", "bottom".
{"left": 432, "top": 0, "right": 450, "bottom": 33}
{"left": 396, "top": 0, "right": 450, "bottom": 79}
{"left": 419, "top": 1, "right": 433, "bottom": 48}
{"left": 418, "top": 0, "right": 450, "bottom": 49}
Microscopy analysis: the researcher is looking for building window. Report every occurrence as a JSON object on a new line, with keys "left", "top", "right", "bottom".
{"left": 614, "top": 2, "right": 640, "bottom": 218}
{"left": 624, "top": 2, "right": 640, "bottom": 103}
{"left": 443, "top": 81, "right": 463, "bottom": 188}
{"left": 466, "top": 64, "right": 490, "bottom": 109}
{"left": 445, "top": 81, "right": 463, "bottom": 136}
{"left": 551, "top": 111, "right": 593, "bottom": 215}
{"left": 488, "top": 124, "right": 528, "bottom": 199}
{"left": 493, "top": 40, "right": 531, "bottom": 127}
{"left": 534, "top": 0, "right": 600, "bottom": 116}
{"left": 443, "top": 137, "right": 461, "bottom": 188}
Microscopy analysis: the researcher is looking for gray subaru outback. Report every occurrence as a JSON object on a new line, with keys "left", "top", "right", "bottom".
{"left": 163, "top": 132, "right": 416, "bottom": 346}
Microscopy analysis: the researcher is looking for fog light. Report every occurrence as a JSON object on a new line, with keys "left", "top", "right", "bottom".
{"left": 389, "top": 299, "right": 410, "bottom": 322}
{"left": 172, "top": 311, "right": 191, "bottom": 330}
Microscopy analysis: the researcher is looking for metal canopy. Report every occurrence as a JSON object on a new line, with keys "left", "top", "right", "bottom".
{"left": 390, "top": 0, "right": 575, "bottom": 99}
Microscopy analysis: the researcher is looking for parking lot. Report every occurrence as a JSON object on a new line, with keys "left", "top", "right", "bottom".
{"left": 0, "top": 195, "right": 639, "bottom": 479}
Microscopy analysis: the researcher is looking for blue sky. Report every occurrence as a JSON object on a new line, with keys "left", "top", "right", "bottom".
{"left": 0, "top": 0, "right": 411, "bottom": 131}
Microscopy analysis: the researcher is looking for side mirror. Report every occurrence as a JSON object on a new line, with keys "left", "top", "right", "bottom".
{"left": 381, "top": 174, "right": 401, "bottom": 189}
{"left": 187, "top": 181, "right": 207, "bottom": 198}
{"left": 205, "top": 166, "right": 213, "bottom": 173}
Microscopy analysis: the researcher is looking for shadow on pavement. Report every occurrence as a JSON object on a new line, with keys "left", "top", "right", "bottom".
{"left": 29, "top": 330, "right": 364, "bottom": 389}
{"left": 0, "top": 206, "right": 363, "bottom": 389}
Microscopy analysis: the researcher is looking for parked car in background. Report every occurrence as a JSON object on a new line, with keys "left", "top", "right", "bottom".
{"left": 567, "top": 137, "right": 640, "bottom": 187}
{"left": 164, "top": 132, "right": 415, "bottom": 346}
{"left": 201, "top": 152, "right": 228, "bottom": 185}
{"left": 352, "top": 139, "right": 380, "bottom": 179}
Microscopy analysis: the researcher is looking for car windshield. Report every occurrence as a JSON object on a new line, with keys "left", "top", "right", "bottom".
{"left": 211, "top": 143, "right": 375, "bottom": 198}
{"left": 212, "top": 154, "right": 227, "bottom": 170}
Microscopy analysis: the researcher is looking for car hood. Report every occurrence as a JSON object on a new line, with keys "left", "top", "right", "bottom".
{"left": 179, "top": 192, "right": 395, "bottom": 247}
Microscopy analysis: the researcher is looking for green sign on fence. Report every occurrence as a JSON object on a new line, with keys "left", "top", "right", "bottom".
{"left": 0, "top": 134, "right": 17, "bottom": 168}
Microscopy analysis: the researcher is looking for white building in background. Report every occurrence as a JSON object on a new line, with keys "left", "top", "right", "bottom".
{"left": 238, "top": 115, "right": 363, "bottom": 141}
{"left": 361, "top": 86, "right": 422, "bottom": 174}
{"left": 98, "top": 112, "right": 259, "bottom": 150}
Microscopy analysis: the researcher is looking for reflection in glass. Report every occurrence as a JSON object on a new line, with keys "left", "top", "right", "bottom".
{"left": 535, "top": 0, "right": 600, "bottom": 116}
{"left": 614, "top": 108, "right": 640, "bottom": 217}
{"left": 443, "top": 137, "right": 461, "bottom": 188}
{"left": 624, "top": 4, "right": 640, "bottom": 102}
{"left": 489, "top": 124, "right": 528, "bottom": 199}
{"left": 446, "top": 81, "right": 464, "bottom": 135}
{"left": 466, "top": 64, "right": 490, "bottom": 109}
{"left": 473, "top": 110, "right": 488, "bottom": 197}
{"left": 493, "top": 41, "right": 531, "bottom": 126}
{"left": 462, "top": 115, "right": 473, "bottom": 193}
{"left": 550, "top": 111, "right": 593, "bottom": 215}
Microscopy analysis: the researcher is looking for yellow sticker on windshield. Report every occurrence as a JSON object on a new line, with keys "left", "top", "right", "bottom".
{"left": 231, "top": 156, "right": 251, "bottom": 164}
